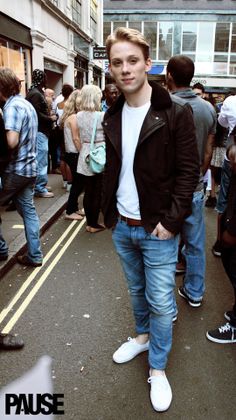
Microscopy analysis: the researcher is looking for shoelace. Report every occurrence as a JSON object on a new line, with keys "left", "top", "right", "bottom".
{"left": 219, "top": 323, "right": 231, "bottom": 333}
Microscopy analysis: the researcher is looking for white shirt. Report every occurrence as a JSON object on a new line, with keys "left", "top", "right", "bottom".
{"left": 218, "top": 95, "right": 236, "bottom": 134}
{"left": 116, "top": 101, "right": 151, "bottom": 219}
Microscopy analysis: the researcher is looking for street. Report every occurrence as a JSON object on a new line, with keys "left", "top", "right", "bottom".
{"left": 0, "top": 208, "right": 235, "bottom": 420}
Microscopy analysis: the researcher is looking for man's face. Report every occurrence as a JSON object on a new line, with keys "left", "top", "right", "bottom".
{"left": 109, "top": 41, "right": 152, "bottom": 96}
{"left": 106, "top": 85, "right": 119, "bottom": 106}
{"left": 193, "top": 88, "right": 205, "bottom": 98}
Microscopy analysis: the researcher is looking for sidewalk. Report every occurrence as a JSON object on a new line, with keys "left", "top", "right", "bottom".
{"left": 0, "top": 174, "right": 69, "bottom": 277}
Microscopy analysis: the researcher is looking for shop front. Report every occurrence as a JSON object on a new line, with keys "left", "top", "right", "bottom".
{"left": 0, "top": 12, "right": 32, "bottom": 96}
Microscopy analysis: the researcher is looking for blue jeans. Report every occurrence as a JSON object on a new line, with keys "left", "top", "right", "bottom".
{"left": 0, "top": 173, "right": 43, "bottom": 263}
{"left": 35, "top": 132, "right": 49, "bottom": 194}
{"left": 0, "top": 218, "right": 8, "bottom": 256}
{"left": 180, "top": 191, "right": 205, "bottom": 300}
{"left": 112, "top": 220, "right": 178, "bottom": 370}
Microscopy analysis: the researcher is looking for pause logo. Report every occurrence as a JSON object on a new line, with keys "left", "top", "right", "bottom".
{"left": 5, "top": 393, "right": 64, "bottom": 415}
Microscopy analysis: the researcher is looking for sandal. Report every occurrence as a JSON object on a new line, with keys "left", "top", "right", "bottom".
{"left": 86, "top": 224, "right": 105, "bottom": 233}
{"left": 0, "top": 333, "right": 24, "bottom": 350}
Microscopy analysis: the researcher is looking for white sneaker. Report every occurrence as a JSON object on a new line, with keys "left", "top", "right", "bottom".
{"left": 147, "top": 371, "right": 172, "bottom": 412}
{"left": 113, "top": 337, "right": 149, "bottom": 364}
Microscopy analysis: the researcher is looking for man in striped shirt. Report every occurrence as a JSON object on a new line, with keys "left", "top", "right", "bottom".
{"left": 0, "top": 68, "right": 43, "bottom": 267}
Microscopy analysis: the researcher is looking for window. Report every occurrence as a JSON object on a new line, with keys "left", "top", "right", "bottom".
{"left": 128, "top": 22, "right": 142, "bottom": 32}
{"left": 103, "top": 22, "right": 111, "bottom": 44}
{"left": 158, "top": 22, "right": 173, "bottom": 61}
{"left": 214, "top": 23, "right": 230, "bottom": 75}
{"left": 90, "top": 0, "right": 98, "bottom": 40}
{"left": 144, "top": 22, "right": 157, "bottom": 60}
{"left": 182, "top": 22, "right": 197, "bottom": 60}
{"left": 112, "top": 21, "right": 127, "bottom": 32}
{"left": 230, "top": 23, "right": 236, "bottom": 75}
{"left": 71, "top": 0, "right": 81, "bottom": 26}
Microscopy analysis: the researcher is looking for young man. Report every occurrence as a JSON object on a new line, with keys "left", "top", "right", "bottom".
{"left": 102, "top": 28, "right": 199, "bottom": 412}
{"left": 166, "top": 55, "right": 217, "bottom": 307}
{"left": 0, "top": 67, "right": 43, "bottom": 267}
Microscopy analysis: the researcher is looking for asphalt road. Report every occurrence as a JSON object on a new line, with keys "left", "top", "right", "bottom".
{"left": 0, "top": 209, "right": 235, "bottom": 420}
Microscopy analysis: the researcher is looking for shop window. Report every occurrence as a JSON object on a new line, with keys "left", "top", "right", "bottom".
{"left": 144, "top": 22, "right": 157, "bottom": 60}
{"left": 181, "top": 22, "right": 197, "bottom": 57}
{"left": 112, "top": 22, "right": 127, "bottom": 32}
{"left": 229, "top": 54, "right": 236, "bottom": 75}
{"left": 214, "top": 22, "right": 230, "bottom": 53}
{"left": 71, "top": 0, "right": 81, "bottom": 26}
{"left": 0, "top": 37, "right": 29, "bottom": 96}
{"left": 158, "top": 22, "right": 173, "bottom": 61}
{"left": 128, "top": 22, "right": 142, "bottom": 32}
{"left": 103, "top": 22, "right": 111, "bottom": 44}
{"left": 195, "top": 22, "right": 214, "bottom": 64}
{"left": 90, "top": 0, "right": 97, "bottom": 40}
{"left": 231, "top": 22, "right": 236, "bottom": 53}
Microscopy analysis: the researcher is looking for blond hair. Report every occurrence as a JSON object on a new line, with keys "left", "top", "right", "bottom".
{"left": 60, "top": 89, "right": 81, "bottom": 128}
{"left": 106, "top": 27, "right": 150, "bottom": 61}
{"left": 80, "top": 84, "right": 102, "bottom": 112}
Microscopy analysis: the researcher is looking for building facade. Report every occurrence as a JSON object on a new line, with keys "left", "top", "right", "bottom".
{"left": 103, "top": 0, "right": 236, "bottom": 94}
{"left": 0, "top": 0, "right": 104, "bottom": 95}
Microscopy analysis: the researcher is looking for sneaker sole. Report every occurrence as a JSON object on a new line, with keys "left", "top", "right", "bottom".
{"left": 212, "top": 250, "right": 221, "bottom": 257}
{"left": 178, "top": 288, "right": 202, "bottom": 308}
{"left": 206, "top": 332, "right": 236, "bottom": 344}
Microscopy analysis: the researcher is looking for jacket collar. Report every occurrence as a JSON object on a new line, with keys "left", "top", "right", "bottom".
{"left": 106, "top": 80, "right": 172, "bottom": 117}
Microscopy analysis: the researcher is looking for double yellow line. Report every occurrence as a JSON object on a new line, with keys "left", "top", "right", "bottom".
{"left": 0, "top": 218, "right": 86, "bottom": 334}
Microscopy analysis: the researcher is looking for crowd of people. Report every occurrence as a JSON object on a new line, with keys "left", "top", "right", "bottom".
{"left": 0, "top": 26, "right": 235, "bottom": 412}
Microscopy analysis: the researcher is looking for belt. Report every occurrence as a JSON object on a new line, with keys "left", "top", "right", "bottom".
{"left": 119, "top": 214, "right": 142, "bottom": 226}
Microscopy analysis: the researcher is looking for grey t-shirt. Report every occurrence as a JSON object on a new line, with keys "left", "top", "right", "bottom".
{"left": 172, "top": 89, "right": 217, "bottom": 188}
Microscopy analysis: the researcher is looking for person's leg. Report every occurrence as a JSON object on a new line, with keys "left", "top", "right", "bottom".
{"left": 34, "top": 132, "right": 49, "bottom": 194}
{"left": 221, "top": 246, "right": 236, "bottom": 327}
{"left": 112, "top": 221, "right": 150, "bottom": 335}
{"left": 66, "top": 172, "right": 85, "bottom": 216}
{"left": 181, "top": 191, "right": 205, "bottom": 302}
{"left": 0, "top": 218, "right": 8, "bottom": 258}
{"left": 15, "top": 179, "right": 43, "bottom": 263}
{"left": 141, "top": 232, "right": 178, "bottom": 370}
{"left": 212, "top": 159, "right": 232, "bottom": 256}
{"left": 83, "top": 174, "right": 103, "bottom": 228}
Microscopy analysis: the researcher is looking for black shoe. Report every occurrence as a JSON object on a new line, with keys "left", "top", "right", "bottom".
{"left": 205, "top": 196, "right": 217, "bottom": 208}
{"left": 0, "top": 333, "right": 24, "bottom": 350}
{"left": 17, "top": 255, "right": 42, "bottom": 267}
{"left": 178, "top": 286, "right": 202, "bottom": 308}
{"left": 224, "top": 310, "right": 236, "bottom": 323}
{"left": 212, "top": 240, "right": 222, "bottom": 257}
{"left": 206, "top": 322, "right": 236, "bottom": 344}
{"left": 0, "top": 254, "right": 8, "bottom": 261}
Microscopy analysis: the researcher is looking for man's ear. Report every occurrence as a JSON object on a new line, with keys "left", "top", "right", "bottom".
{"left": 145, "top": 57, "right": 152, "bottom": 73}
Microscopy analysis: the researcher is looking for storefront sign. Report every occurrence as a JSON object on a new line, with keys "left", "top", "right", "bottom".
{"left": 93, "top": 47, "right": 107, "bottom": 60}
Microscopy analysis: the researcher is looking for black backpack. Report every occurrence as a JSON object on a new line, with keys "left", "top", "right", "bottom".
{"left": 0, "top": 113, "right": 11, "bottom": 176}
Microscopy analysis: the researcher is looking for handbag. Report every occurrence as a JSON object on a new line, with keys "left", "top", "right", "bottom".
{"left": 87, "top": 112, "right": 106, "bottom": 174}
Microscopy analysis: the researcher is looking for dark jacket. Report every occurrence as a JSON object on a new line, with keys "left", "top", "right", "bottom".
{"left": 26, "top": 87, "right": 52, "bottom": 137}
{"left": 102, "top": 81, "right": 200, "bottom": 234}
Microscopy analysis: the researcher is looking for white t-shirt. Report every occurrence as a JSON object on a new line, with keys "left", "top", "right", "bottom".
{"left": 117, "top": 101, "right": 151, "bottom": 219}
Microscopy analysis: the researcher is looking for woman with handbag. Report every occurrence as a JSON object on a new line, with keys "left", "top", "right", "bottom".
{"left": 60, "top": 90, "right": 84, "bottom": 221}
{"left": 76, "top": 84, "right": 105, "bottom": 233}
